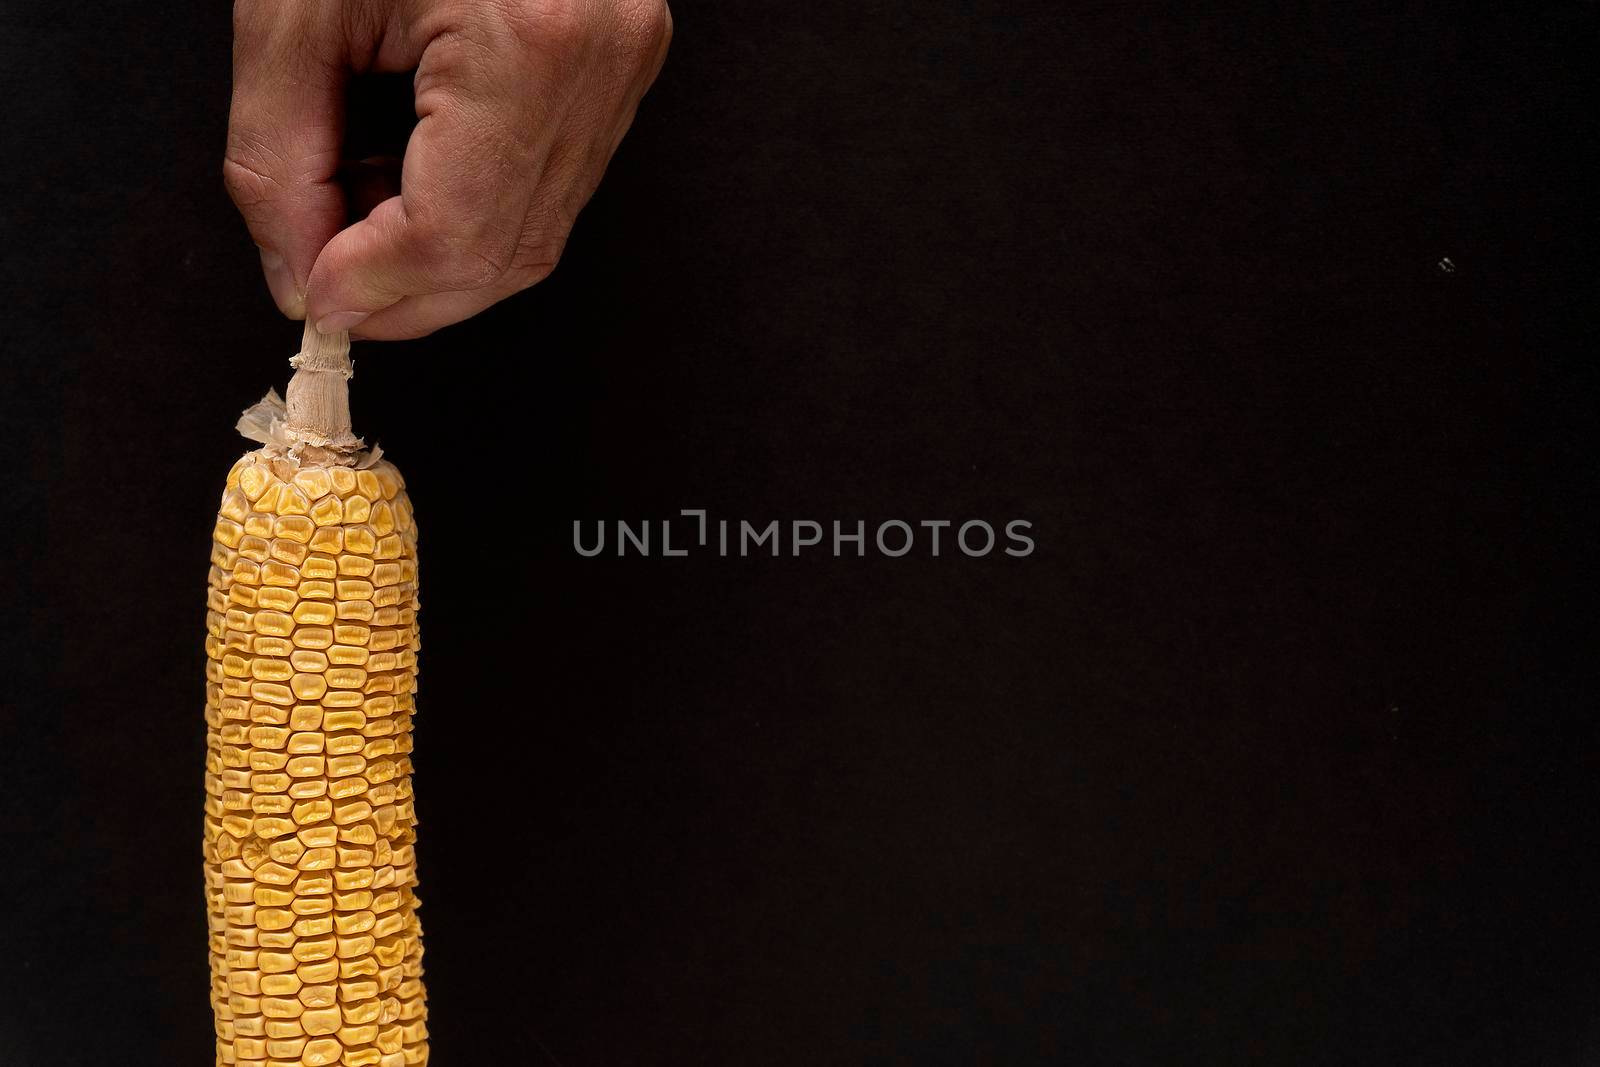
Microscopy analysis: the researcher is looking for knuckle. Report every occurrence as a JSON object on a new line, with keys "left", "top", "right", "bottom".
{"left": 221, "top": 151, "right": 281, "bottom": 208}
{"left": 455, "top": 245, "right": 515, "bottom": 288}
{"left": 512, "top": 255, "right": 557, "bottom": 290}
{"left": 497, "top": 0, "right": 587, "bottom": 53}
{"left": 631, "top": 0, "right": 672, "bottom": 50}
{"left": 510, "top": 234, "right": 565, "bottom": 289}
{"left": 222, "top": 114, "right": 307, "bottom": 206}
{"left": 406, "top": 197, "right": 524, "bottom": 289}
{"left": 608, "top": 0, "right": 671, "bottom": 73}
{"left": 417, "top": 225, "right": 514, "bottom": 289}
{"left": 600, "top": 0, "right": 670, "bottom": 57}
{"left": 478, "top": 0, "right": 669, "bottom": 69}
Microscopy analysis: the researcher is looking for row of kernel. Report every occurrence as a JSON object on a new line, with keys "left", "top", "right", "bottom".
{"left": 221, "top": 487, "right": 410, "bottom": 532}
{"left": 206, "top": 667, "right": 413, "bottom": 696}
{"left": 207, "top": 616, "right": 418, "bottom": 654}
{"left": 210, "top": 687, "right": 415, "bottom": 725}
{"left": 212, "top": 585, "right": 420, "bottom": 621}
{"left": 212, "top": 912, "right": 420, "bottom": 967}
{"left": 208, "top": 593, "right": 413, "bottom": 623}
{"left": 207, "top": 736, "right": 415, "bottom": 787}
{"left": 215, "top": 879, "right": 419, "bottom": 926}
{"left": 213, "top": 566, "right": 415, "bottom": 601}
{"left": 205, "top": 660, "right": 414, "bottom": 712}
{"left": 216, "top": 490, "right": 414, "bottom": 541}
{"left": 215, "top": 886, "right": 417, "bottom": 935}
{"left": 225, "top": 973, "right": 425, "bottom": 1004}
{"left": 217, "top": 1002, "right": 426, "bottom": 1034}
{"left": 218, "top": 1016, "right": 428, "bottom": 1061}
{"left": 203, "top": 763, "right": 415, "bottom": 817}
{"left": 208, "top": 551, "right": 416, "bottom": 603}
{"left": 222, "top": 947, "right": 422, "bottom": 988}
{"left": 211, "top": 733, "right": 413, "bottom": 774}
{"left": 216, "top": 495, "right": 412, "bottom": 546}
{"left": 225, "top": 557, "right": 416, "bottom": 588}
{"left": 225, "top": 454, "right": 405, "bottom": 499}
{"left": 220, "top": 1034, "right": 427, "bottom": 1065}
{"left": 200, "top": 767, "right": 415, "bottom": 830}
{"left": 206, "top": 760, "right": 412, "bottom": 811}
{"left": 208, "top": 521, "right": 414, "bottom": 568}
{"left": 214, "top": 518, "right": 415, "bottom": 561}
{"left": 213, "top": 1002, "right": 425, "bottom": 1051}
{"left": 206, "top": 598, "right": 418, "bottom": 635}
{"left": 210, "top": 770, "right": 416, "bottom": 821}
{"left": 216, "top": 812, "right": 416, "bottom": 857}
{"left": 209, "top": 584, "right": 413, "bottom": 629}
{"left": 210, "top": 771, "right": 412, "bottom": 820}
{"left": 218, "top": 603, "right": 418, "bottom": 634}
{"left": 228, "top": 458, "right": 404, "bottom": 503}
{"left": 217, "top": 646, "right": 414, "bottom": 680}
{"left": 215, "top": 791, "right": 417, "bottom": 837}
{"left": 205, "top": 805, "right": 414, "bottom": 860}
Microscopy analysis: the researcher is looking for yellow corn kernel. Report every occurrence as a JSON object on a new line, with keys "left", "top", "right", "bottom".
{"left": 293, "top": 601, "right": 337, "bottom": 626}
{"left": 291, "top": 650, "right": 330, "bottom": 673}
{"left": 205, "top": 452, "right": 426, "bottom": 1066}
{"left": 293, "top": 627, "right": 334, "bottom": 650}
{"left": 355, "top": 470, "right": 382, "bottom": 499}
{"left": 214, "top": 517, "right": 245, "bottom": 548}
{"left": 219, "top": 489, "right": 251, "bottom": 522}
{"left": 270, "top": 537, "right": 310, "bottom": 566}
{"left": 261, "top": 561, "right": 300, "bottom": 587}
{"left": 344, "top": 527, "right": 376, "bottom": 556}
{"left": 239, "top": 464, "right": 273, "bottom": 501}
{"left": 293, "top": 467, "right": 333, "bottom": 501}
{"left": 299, "top": 580, "right": 336, "bottom": 600}
{"left": 373, "top": 466, "right": 402, "bottom": 500}
{"left": 328, "top": 467, "right": 358, "bottom": 497}
{"left": 256, "top": 587, "right": 298, "bottom": 612}
{"left": 309, "top": 526, "right": 343, "bottom": 554}
{"left": 276, "top": 485, "right": 312, "bottom": 517}
{"left": 275, "top": 514, "right": 315, "bottom": 544}
{"left": 309, "top": 494, "right": 345, "bottom": 527}
{"left": 327, "top": 644, "right": 369, "bottom": 667}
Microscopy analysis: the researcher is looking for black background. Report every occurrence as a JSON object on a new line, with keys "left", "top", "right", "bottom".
{"left": 2, "top": 2, "right": 1595, "bottom": 1064}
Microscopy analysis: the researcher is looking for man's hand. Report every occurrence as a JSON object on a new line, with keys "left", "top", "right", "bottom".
{"left": 225, "top": 0, "right": 671, "bottom": 339}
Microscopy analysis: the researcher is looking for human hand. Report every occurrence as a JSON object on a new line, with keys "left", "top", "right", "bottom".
{"left": 225, "top": 0, "right": 671, "bottom": 339}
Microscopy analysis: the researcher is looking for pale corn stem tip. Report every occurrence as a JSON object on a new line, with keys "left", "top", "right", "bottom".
{"left": 284, "top": 323, "right": 362, "bottom": 455}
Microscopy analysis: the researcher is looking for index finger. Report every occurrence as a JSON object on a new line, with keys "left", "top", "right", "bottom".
{"left": 224, "top": 0, "right": 351, "bottom": 317}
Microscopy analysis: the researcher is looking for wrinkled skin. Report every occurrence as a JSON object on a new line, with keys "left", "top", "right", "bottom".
{"left": 226, "top": 0, "right": 671, "bottom": 339}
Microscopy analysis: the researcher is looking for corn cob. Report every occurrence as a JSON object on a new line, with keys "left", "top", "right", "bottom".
{"left": 203, "top": 326, "right": 428, "bottom": 1066}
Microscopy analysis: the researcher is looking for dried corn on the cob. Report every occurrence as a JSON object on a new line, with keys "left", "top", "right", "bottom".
{"left": 202, "top": 326, "right": 428, "bottom": 1067}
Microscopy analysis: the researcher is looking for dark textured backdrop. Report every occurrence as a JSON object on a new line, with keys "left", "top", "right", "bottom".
{"left": 1, "top": 2, "right": 1595, "bottom": 1064}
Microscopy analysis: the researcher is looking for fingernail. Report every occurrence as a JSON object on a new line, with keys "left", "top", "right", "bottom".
{"left": 258, "top": 248, "right": 305, "bottom": 318}
{"left": 316, "top": 311, "right": 370, "bottom": 334}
